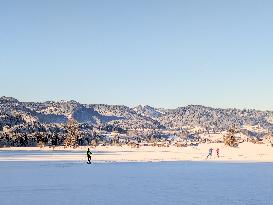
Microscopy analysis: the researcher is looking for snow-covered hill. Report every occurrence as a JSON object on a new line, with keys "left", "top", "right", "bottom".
{"left": 1, "top": 96, "right": 273, "bottom": 134}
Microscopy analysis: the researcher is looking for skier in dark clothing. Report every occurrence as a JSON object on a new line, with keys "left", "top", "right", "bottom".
{"left": 87, "top": 148, "right": 92, "bottom": 164}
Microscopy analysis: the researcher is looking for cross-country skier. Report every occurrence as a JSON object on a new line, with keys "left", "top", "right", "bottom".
{"left": 207, "top": 148, "right": 213, "bottom": 159}
{"left": 87, "top": 148, "right": 92, "bottom": 164}
{"left": 216, "top": 148, "right": 220, "bottom": 158}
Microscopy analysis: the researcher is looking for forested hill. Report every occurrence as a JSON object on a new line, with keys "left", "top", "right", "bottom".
{"left": 1, "top": 96, "right": 273, "bottom": 132}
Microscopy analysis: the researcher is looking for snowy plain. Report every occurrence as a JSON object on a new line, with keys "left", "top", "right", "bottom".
{"left": 2, "top": 142, "right": 273, "bottom": 162}
{"left": 0, "top": 151, "right": 273, "bottom": 205}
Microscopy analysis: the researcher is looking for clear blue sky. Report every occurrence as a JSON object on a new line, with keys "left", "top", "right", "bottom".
{"left": 0, "top": 0, "right": 273, "bottom": 110}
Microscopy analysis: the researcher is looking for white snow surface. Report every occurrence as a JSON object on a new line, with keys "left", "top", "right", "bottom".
{"left": 2, "top": 143, "right": 273, "bottom": 162}
{"left": 0, "top": 156, "right": 273, "bottom": 205}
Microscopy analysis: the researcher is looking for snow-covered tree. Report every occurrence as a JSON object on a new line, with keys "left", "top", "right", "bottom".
{"left": 64, "top": 119, "right": 80, "bottom": 148}
{"left": 224, "top": 126, "right": 239, "bottom": 147}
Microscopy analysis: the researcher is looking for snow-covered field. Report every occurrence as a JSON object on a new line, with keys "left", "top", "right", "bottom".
{"left": 1, "top": 146, "right": 273, "bottom": 205}
{"left": 0, "top": 159, "right": 272, "bottom": 205}
{"left": 1, "top": 142, "right": 273, "bottom": 162}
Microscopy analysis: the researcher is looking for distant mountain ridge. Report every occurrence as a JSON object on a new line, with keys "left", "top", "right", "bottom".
{"left": 0, "top": 96, "right": 273, "bottom": 132}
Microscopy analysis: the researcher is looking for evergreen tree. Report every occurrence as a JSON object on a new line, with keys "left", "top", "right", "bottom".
{"left": 224, "top": 125, "right": 239, "bottom": 147}
{"left": 64, "top": 118, "right": 80, "bottom": 148}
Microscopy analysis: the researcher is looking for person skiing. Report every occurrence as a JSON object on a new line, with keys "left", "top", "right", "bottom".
{"left": 87, "top": 148, "right": 92, "bottom": 164}
{"left": 207, "top": 148, "right": 213, "bottom": 159}
{"left": 216, "top": 148, "right": 220, "bottom": 158}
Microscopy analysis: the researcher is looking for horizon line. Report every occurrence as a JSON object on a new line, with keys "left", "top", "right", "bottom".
{"left": 1, "top": 96, "right": 272, "bottom": 112}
